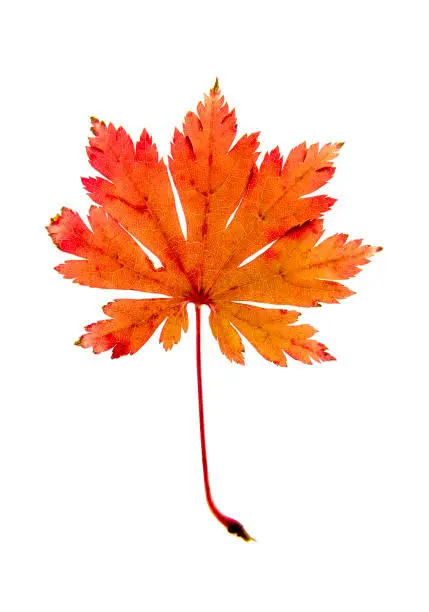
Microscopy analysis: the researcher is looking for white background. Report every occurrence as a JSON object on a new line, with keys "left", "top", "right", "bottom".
{"left": 1, "top": 1, "right": 428, "bottom": 610}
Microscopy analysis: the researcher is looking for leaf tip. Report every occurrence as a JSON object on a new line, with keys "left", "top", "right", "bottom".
{"left": 211, "top": 77, "right": 220, "bottom": 95}
{"left": 49, "top": 212, "right": 61, "bottom": 225}
{"left": 89, "top": 116, "right": 105, "bottom": 134}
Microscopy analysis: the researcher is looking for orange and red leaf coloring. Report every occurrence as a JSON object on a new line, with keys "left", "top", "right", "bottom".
{"left": 47, "top": 81, "right": 381, "bottom": 540}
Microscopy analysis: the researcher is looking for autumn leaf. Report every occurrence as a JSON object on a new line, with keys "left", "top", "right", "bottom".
{"left": 47, "top": 79, "right": 381, "bottom": 541}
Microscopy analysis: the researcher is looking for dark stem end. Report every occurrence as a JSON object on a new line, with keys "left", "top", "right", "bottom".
{"left": 226, "top": 519, "right": 256, "bottom": 542}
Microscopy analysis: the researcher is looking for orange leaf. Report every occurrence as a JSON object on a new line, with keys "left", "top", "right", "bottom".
{"left": 48, "top": 83, "right": 380, "bottom": 364}
{"left": 47, "top": 81, "right": 381, "bottom": 540}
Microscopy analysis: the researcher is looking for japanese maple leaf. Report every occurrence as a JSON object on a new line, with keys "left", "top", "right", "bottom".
{"left": 47, "top": 79, "right": 381, "bottom": 541}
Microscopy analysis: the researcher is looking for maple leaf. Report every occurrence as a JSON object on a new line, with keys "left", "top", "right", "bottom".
{"left": 47, "top": 79, "right": 381, "bottom": 541}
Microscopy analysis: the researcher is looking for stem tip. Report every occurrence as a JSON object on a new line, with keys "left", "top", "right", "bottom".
{"left": 227, "top": 520, "right": 256, "bottom": 542}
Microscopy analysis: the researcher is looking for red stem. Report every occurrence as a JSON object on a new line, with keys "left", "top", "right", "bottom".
{"left": 195, "top": 304, "right": 254, "bottom": 542}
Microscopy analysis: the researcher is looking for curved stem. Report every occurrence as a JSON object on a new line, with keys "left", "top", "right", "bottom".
{"left": 195, "top": 304, "right": 254, "bottom": 542}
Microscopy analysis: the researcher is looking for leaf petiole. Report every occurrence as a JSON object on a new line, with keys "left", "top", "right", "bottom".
{"left": 195, "top": 305, "right": 255, "bottom": 542}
